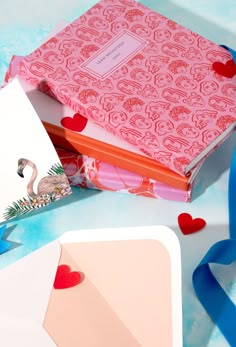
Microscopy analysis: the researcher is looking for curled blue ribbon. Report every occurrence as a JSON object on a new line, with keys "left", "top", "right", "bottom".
{"left": 193, "top": 147, "right": 236, "bottom": 345}
{"left": 220, "top": 45, "right": 236, "bottom": 63}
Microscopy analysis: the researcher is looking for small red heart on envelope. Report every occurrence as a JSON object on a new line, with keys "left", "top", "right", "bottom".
{"left": 212, "top": 59, "right": 236, "bottom": 78}
{"left": 178, "top": 213, "right": 206, "bottom": 235}
{"left": 61, "top": 113, "right": 88, "bottom": 132}
{"left": 54, "top": 264, "right": 82, "bottom": 289}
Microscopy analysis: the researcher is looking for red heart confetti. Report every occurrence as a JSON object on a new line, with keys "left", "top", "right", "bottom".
{"left": 212, "top": 59, "right": 236, "bottom": 78}
{"left": 178, "top": 213, "right": 206, "bottom": 235}
{"left": 53, "top": 264, "right": 82, "bottom": 289}
{"left": 61, "top": 113, "right": 88, "bottom": 132}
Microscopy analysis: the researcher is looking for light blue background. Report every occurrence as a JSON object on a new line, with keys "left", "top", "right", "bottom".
{"left": 0, "top": 1, "right": 236, "bottom": 346}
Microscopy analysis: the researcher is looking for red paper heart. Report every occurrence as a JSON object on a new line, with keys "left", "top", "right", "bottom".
{"left": 178, "top": 213, "right": 206, "bottom": 235}
{"left": 54, "top": 264, "right": 82, "bottom": 289}
{"left": 212, "top": 59, "right": 236, "bottom": 78}
{"left": 61, "top": 113, "right": 88, "bottom": 132}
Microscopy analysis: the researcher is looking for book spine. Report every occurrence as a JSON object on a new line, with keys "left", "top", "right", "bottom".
{"left": 56, "top": 147, "right": 191, "bottom": 202}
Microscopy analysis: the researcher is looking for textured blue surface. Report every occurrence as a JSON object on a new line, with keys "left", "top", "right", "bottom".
{"left": 0, "top": 1, "right": 236, "bottom": 345}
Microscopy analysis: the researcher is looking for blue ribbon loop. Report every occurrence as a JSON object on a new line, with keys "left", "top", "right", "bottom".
{"left": 220, "top": 45, "right": 236, "bottom": 64}
{"left": 193, "top": 147, "right": 236, "bottom": 346}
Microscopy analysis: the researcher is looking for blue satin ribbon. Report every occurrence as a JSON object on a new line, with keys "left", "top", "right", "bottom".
{"left": 193, "top": 147, "right": 236, "bottom": 345}
{"left": 220, "top": 45, "right": 236, "bottom": 63}
{"left": 228, "top": 145, "right": 236, "bottom": 238}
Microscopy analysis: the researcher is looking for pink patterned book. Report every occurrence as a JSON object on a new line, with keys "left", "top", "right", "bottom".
{"left": 18, "top": 0, "right": 236, "bottom": 176}
{"left": 4, "top": 54, "right": 201, "bottom": 190}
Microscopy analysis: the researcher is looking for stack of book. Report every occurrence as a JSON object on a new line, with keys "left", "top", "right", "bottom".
{"left": 5, "top": 0, "right": 236, "bottom": 202}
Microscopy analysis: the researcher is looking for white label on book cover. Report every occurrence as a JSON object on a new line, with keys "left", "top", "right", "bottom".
{"left": 81, "top": 30, "right": 146, "bottom": 79}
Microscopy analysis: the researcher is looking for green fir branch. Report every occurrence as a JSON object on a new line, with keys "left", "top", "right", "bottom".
{"left": 47, "top": 162, "right": 65, "bottom": 176}
{"left": 3, "top": 194, "right": 55, "bottom": 220}
{"left": 3, "top": 198, "right": 34, "bottom": 220}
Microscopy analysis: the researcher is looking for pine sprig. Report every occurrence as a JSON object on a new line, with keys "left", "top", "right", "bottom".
{"left": 3, "top": 195, "right": 53, "bottom": 220}
{"left": 3, "top": 197, "right": 34, "bottom": 220}
{"left": 47, "top": 162, "right": 65, "bottom": 176}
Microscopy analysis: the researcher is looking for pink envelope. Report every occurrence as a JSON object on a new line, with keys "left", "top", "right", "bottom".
{"left": 0, "top": 225, "right": 182, "bottom": 346}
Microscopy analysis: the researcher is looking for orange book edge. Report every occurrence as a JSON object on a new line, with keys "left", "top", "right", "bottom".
{"left": 43, "top": 121, "right": 192, "bottom": 191}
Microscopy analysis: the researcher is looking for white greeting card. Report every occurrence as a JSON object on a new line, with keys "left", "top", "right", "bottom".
{"left": 0, "top": 78, "right": 72, "bottom": 222}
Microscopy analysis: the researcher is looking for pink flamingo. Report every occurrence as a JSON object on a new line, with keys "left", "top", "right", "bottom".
{"left": 17, "top": 158, "right": 68, "bottom": 197}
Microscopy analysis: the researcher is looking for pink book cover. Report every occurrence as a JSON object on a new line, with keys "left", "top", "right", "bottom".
{"left": 3, "top": 55, "right": 191, "bottom": 201}
{"left": 18, "top": 0, "right": 236, "bottom": 176}
{"left": 56, "top": 146, "right": 192, "bottom": 202}
{"left": 5, "top": 54, "right": 200, "bottom": 190}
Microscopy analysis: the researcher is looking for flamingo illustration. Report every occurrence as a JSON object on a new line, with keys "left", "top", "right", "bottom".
{"left": 17, "top": 158, "right": 69, "bottom": 197}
